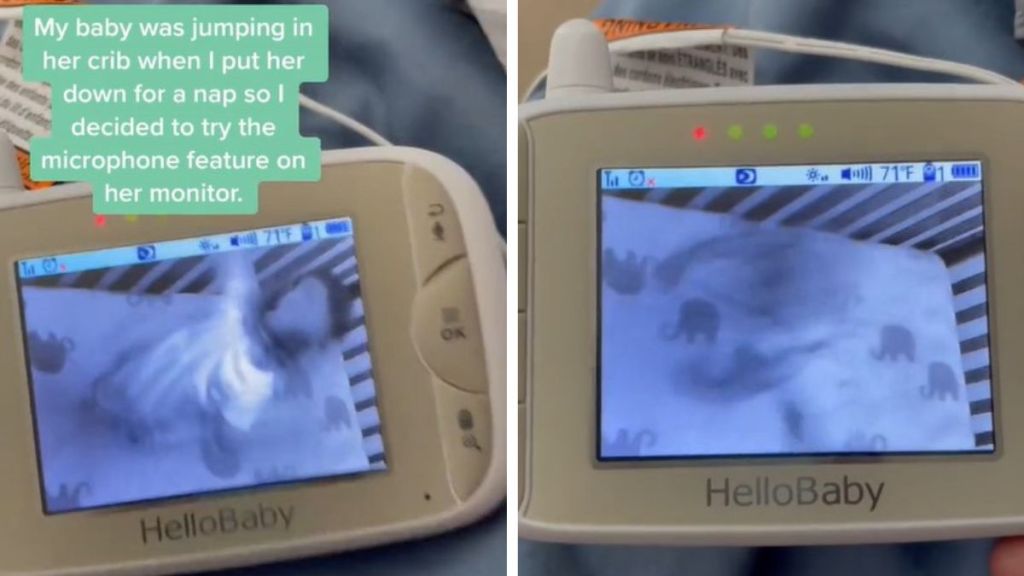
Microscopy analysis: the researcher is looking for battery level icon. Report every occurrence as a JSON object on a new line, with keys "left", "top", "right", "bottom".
{"left": 950, "top": 163, "right": 980, "bottom": 180}
{"left": 325, "top": 220, "right": 351, "bottom": 235}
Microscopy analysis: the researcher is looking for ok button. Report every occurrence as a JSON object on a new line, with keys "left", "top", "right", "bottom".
{"left": 411, "top": 257, "right": 486, "bottom": 394}
{"left": 442, "top": 325, "right": 467, "bottom": 341}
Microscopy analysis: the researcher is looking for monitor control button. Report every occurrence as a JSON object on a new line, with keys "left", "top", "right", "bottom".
{"left": 412, "top": 257, "right": 486, "bottom": 394}
{"left": 406, "top": 175, "right": 466, "bottom": 283}
{"left": 433, "top": 379, "right": 491, "bottom": 502}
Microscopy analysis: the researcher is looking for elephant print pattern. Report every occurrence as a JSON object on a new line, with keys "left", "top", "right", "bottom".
{"left": 28, "top": 330, "right": 75, "bottom": 374}
{"left": 603, "top": 248, "right": 650, "bottom": 295}
{"left": 47, "top": 482, "right": 90, "bottom": 512}
{"left": 602, "top": 429, "right": 657, "bottom": 458}
{"left": 660, "top": 298, "right": 720, "bottom": 343}
{"left": 872, "top": 325, "right": 915, "bottom": 362}
{"left": 922, "top": 362, "right": 961, "bottom": 401}
{"left": 323, "top": 395, "right": 352, "bottom": 432}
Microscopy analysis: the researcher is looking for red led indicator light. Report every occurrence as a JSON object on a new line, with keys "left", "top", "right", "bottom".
{"left": 693, "top": 126, "right": 708, "bottom": 141}
{"left": 94, "top": 215, "right": 107, "bottom": 228}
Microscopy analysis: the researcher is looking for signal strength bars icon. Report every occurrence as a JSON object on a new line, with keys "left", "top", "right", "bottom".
{"left": 841, "top": 166, "right": 873, "bottom": 182}
{"left": 229, "top": 231, "right": 258, "bottom": 247}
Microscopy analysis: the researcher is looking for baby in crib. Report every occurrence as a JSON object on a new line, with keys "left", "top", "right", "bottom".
{"left": 86, "top": 252, "right": 357, "bottom": 477}
{"left": 601, "top": 202, "right": 979, "bottom": 458}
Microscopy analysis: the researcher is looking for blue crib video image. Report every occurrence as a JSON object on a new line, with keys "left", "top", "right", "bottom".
{"left": 19, "top": 232, "right": 385, "bottom": 513}
{"left": 599, "top": 174, "right": 993, "bottom": 460}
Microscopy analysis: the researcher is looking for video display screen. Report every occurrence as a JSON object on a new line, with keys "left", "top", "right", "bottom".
{"left": 17, "top": 218, "right": 386, "bottom": 513}
{"left": 598, "top": 161, "right": 994, "bottom": 460}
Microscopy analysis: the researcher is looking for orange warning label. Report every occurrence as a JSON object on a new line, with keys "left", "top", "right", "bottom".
{"left": 593, "top": 18, "right": 753, "bottom": 91}
{"left": 593, "top": 19, "right": 728, "bottom": 43}
{"left": 17, "top": 148, "right": 52, "bottom": 190}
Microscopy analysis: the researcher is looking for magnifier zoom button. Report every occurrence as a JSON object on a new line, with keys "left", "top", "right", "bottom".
{"left": 432, "top": 379, "right": 490, "bottom": 502}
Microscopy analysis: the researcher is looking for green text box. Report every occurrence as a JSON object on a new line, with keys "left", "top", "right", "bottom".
{"left": 22, "top": 4, "right": 328, "bottom": 214}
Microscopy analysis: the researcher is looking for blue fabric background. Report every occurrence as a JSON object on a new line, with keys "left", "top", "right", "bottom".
{"left": 522, "top": 1, "right": 1023, "bottom": 575}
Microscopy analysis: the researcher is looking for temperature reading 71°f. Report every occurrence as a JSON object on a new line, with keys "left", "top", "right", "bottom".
{"left": 263, "top": 226, "right": 294, "bottom": 246}
{"left": 880, "top": 164, "right": 916, "bottom": 182}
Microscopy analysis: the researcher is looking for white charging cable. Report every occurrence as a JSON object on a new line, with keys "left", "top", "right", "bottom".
{"left": 522, "top": 70, "right": 548, "bottom": 103}
{"left": 615, "top": 28, "right": 1020, "bottom": 87}
{"left": 525, "top": 22, "right": 1022, "bottom": 101}
{"left": 296, "top": 94, "right": 392, "bottom": 146}
{"left": 0, "top": 7, "right": 393, "bottom": 146}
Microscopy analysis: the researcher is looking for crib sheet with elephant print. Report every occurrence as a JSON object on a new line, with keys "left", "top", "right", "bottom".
{"left": 599, "top": 196, "right": 982, "bottom": 459}
{"left": 17, "top": 225, "right": 383, "bottom": 514}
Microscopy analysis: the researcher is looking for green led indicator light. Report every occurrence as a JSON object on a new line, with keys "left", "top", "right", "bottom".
{"left": 727, "top": 124, "right": 744, "bottom": 140}
{"left": 798, "top": 123, "right": 815, "bottom": 139}
{"left": 762, "top": 123, "right": 779, "bottom": 140}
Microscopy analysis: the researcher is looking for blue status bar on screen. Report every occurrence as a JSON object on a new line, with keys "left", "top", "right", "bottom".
{"left": 600, "top": 161, "right": 983, "bottom": 191}
{"left": 16, "top": 217, "right": 354, "bottom": 280}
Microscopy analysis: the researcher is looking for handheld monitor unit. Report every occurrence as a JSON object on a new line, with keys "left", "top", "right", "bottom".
{"left": 0, "top": 145, "right": 506, "bottom": 575}
{"left": 519, "top": 20, "right": 1024, "bottom": 545}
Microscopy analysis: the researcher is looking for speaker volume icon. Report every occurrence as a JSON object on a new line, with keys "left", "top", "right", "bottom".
{"left": 841, "top": 166, "right": 873, "bottom": 181}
